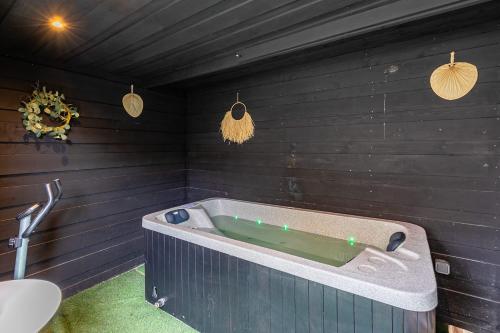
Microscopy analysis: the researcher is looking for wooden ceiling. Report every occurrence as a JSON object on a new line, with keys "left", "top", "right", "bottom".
{"left": 0, "top": 0, "right": 490, "bottom": 88}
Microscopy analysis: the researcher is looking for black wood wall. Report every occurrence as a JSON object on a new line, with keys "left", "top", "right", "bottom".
{"left": 0, "top": 56, "right": 186, "bottom": 296}
{"left": 185, "top": 17, "right": 500, "bottom": 333}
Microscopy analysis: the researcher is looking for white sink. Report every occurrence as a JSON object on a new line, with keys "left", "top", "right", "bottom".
{"left": 0, "top": 279, "right": 61, "bottom": 332}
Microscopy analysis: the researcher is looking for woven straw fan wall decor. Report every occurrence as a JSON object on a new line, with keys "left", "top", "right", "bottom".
{"left": 430, "top": 51, "right": 478, "bottom": 100}
{"left": 220, "top": 92, "right": 254, "bottom": 144}
{"left": 122, "top": 84, "right": 144, "bottom": 117}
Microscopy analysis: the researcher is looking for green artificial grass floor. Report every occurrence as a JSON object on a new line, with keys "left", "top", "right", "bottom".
{"left": 41, "top": 265, "right": 197, "bottom": 333}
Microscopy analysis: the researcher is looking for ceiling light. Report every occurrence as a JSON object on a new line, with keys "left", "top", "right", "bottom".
{"left": 49, "top": 16, "right": 65, "bottom": 30}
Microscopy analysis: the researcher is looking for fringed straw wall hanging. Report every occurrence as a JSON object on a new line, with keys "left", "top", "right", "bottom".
{"left": 430, "top": 51, "right": 478, "bottom": 100}
{"left": 220, "top": 92, "right": 254, "bottom": 144}
{"left": 122, "top": 84, "right": 144, "bottom": 117}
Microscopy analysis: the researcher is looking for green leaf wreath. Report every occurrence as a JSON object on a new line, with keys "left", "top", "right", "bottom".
{"left": 18, "top": 85, "right": 79, "bottom": 140}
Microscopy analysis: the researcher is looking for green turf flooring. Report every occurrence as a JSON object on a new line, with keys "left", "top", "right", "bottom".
{"left": 41, "top": 265, "right": 197, "bottom": 333}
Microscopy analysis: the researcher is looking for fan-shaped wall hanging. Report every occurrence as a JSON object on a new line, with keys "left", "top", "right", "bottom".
{"left": 122, "top": 84, "right": 144, "bottom": 117}
{"left": 430, "top": 51, "right": 478, "bottom": 100}
{"left": 220, "top": 92, "right": 254, "bottom": 144}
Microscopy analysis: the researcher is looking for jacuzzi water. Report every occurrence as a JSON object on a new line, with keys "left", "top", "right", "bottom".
{"left": 205, "top": 215, "right": 367, "bottom": 267}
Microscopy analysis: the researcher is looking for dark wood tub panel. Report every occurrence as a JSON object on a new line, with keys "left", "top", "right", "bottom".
{"left": 145, "top": 229, "right": 435, "bottom": 333}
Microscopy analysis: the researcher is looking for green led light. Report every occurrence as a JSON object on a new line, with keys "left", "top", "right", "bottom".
{"left": 256, "top": 219, "right": 262, "bottom": 225}
{"left": 283, "top": 224, "right": 288, "bottom": 231}
{"left": 234, "top": 215, "right": 238, "bottom": 220}
{"left": 347, "top": 236, "right": 356, "bottom": 247}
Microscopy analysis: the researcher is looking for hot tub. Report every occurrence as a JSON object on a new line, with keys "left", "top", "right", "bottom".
{"left": 142, "top": 198, "right": 437, "bottom": 333}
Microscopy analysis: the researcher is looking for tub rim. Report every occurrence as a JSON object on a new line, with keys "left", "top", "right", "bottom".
{"left": 142, "top": 197, "right": 438, "bottom": 312}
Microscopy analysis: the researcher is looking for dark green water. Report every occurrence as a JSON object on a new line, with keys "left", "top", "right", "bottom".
{"left": 207, "top": 215, "right": 367, "bottom": 267}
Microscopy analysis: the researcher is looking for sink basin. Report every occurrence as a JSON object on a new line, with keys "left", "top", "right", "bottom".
{"left": 0, "top": 279, "right": 61, "bottom": 332}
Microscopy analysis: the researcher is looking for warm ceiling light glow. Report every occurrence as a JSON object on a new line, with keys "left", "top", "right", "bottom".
{"left": 49, "top": 16, "right": 65, "bottom": 30}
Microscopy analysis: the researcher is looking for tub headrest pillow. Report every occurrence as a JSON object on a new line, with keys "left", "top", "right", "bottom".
{"left": 165, "top": 209, "right": 190, "bottom": 224}
{"left": 186, "top": 207, "right": 215, "bottom": 229}
{"left": 386, "top": 232, "right": 406, "bottom": 252}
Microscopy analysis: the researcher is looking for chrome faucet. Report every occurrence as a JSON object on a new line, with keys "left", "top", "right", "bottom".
{"left": 154, "top": 297, "right": 167, "bottom": 308}
{"left": 8, "top": 179, "right": 63, "bottom": 279}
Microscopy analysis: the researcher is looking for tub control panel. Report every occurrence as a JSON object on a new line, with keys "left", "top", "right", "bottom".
{"left": 434, "top": 259, "right": 450, "bottom": 275}
{"left": 165, "top": 209, "right": 190, "bottom": 224}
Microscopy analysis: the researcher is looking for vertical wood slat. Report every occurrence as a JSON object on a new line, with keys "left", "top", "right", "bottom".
{"left": 270, "top": 269, "right": 284, "bottom": 333}
{"left": 393, "top": 307, "right": 405, "bottom": 333}
{"left": 404, "top": 310, "right": 418, "bottom": 333}
{"left": 162, "top": 236, "right": 172, "bottom": 314}
{"left": 354, "top": 295, "right": 373, "bottom": 333}
{"left": 181, "top": 240, "right": 190, "bottom": 322}
{"left": 203, "top": 247, "right": 214, "bottom": 332}
{"left": 338, "top": 290, "right": 355, "bottom": 333}
{"left": 373, "top": 301, "right": 393, "bottom": 333}
{"left": 218, "top": 253, "right": 230, "bottom": 333}
{"left": 295, "top": 276, "right": 309, "bottom": 333}
{"left": 155, "top": 232, "right": 161, "bottom": 306}
{"left": 174, "top": 238, "right": 183, "bottom": 319}
{"left": 250, "top": 264, "right": 271, "bottom": 333}
{"left": 161, "top": 235, "right": 168, "bottom": 314}
{"left": 248, "top": 262, "right": 258, "bottom": 332}
{"left": 324, "top": 286, "right": 338, "bottom": 333}
{"left": 309, "top": 281, "right": 324, "bottom": 333}
{"left": 427, "top": 311, "right": 436, "bottom": 332}
{"left": 159, "top": 234, "right": 166, "bottom": 309}
{"left": 144, "top": 232, "right": 435, "bottom": 333}
{"left": 144, "top": 230, "right": 152, "bottom": 303}
{"left": 192, "top": 243, "right": 204, "bottom": 331}
{"left": 211, "top": 250, "right": 222, "bottom": 333}
{"left": 168, "top": 235, "right": 177, "bottom": 315}
{"left": 175, "top": 239, "right": 183, "bottom": 320}
{"left": 186, "top": 243, "right": 196, "bottom": 328}
{"left": 282, "top": 272, "right": 296, "bottom": 333}
{"left": 227, "top": 256, "right": 238, "bottom": 333}
{"left": 148, "top": 231, "right": 158, "bottom": 302}
{"left": 236, "top": 258, "right": 250, "bottom": 333}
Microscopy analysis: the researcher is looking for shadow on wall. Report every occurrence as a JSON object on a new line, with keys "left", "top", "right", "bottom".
{"left": 22, "top": 138, "right": 72, "bottom": 166}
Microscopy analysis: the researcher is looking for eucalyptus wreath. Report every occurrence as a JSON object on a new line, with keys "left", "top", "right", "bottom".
{"left": 18, "top": 85, "right": 79, "bottom": 140}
